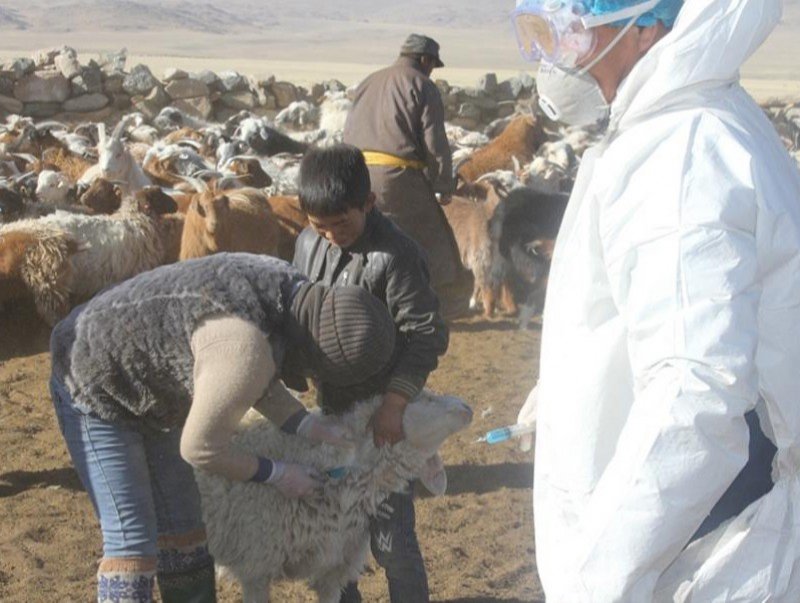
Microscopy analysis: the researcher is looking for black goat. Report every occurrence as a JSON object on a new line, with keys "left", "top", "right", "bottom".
{"left": 489, "top": 187, "right": 568, "bottom": 329}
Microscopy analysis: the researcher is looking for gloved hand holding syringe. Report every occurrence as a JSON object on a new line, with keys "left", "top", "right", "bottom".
{"left": 476, "top": 423, "right": 537, "bottom": 444}
{"left": 477, "top": 385, "right": 538, "bottom": 451}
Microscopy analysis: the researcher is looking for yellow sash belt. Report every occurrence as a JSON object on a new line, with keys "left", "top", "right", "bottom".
{"left": 362, "top": 151, "right": 426, "bottom": 171}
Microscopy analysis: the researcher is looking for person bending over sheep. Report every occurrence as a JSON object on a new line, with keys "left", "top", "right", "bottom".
{"left": 293, "top": 144, "right": 448, "bottom": 603}
{"left": 48, "top": 253, "right": 396, "bottom": 603}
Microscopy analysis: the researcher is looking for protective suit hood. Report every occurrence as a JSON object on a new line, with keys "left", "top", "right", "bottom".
{"left": 610, "top": 0, "right": 782, "bottom": 132}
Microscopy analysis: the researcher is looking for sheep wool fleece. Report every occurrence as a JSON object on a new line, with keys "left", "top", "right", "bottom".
{"left": 50, "top": 253, "right": 306, "bottom": 431}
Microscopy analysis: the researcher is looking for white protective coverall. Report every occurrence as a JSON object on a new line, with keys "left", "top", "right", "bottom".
{"left": 530, "top": 0, "right": 800, "bottom": 601}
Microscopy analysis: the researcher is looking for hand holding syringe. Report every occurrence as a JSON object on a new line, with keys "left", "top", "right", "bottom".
{"left": 476, "top": 423, "right": 536, "bottom": 444}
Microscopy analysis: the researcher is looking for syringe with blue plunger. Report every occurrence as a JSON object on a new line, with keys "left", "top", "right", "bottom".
{"left": 476, "top": 423, "right": 536, "bottom": 444}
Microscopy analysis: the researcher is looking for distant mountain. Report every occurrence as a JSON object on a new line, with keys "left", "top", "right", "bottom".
{"left": 0, "top": 0, "right": 278, "bottom": 33}
{"left": 0, "top": 6, "right": 28, "bottom": 30}
{"left": 0, "top": 0, "right": 507, "bottom": 32}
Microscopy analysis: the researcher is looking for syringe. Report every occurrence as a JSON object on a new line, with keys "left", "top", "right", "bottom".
{"left": 476, "top": 423, "right": 536, "bottom": 444}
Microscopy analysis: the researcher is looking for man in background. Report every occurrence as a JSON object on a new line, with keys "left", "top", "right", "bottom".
{"left": 343, "top": 34, "right": 466, "bottom": 316}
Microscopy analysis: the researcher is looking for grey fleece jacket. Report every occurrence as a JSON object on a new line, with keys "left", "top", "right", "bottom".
{"left": 50, "top": 253, "right": 306, "bottom": 431}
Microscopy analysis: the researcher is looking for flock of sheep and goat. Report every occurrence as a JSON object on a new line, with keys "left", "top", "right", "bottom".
{"left": 0, "top": 80, "right": 609, "bottom": 331}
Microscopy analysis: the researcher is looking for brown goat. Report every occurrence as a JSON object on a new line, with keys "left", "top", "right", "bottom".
{"left": 179, "top": 187, "right": 281, "bottom": 261}
{"left": 265, "top": 195, "right": 308, "bottom": 261}
{"left": 456, "top": 115, "right": 546, "bottom": 183}
{"left": 443, "top": 180, "right": 516, "bottom": 317}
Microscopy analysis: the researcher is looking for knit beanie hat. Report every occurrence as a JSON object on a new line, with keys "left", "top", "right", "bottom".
{"left": 288, "top": 282, "right": 396, "bottom": 387}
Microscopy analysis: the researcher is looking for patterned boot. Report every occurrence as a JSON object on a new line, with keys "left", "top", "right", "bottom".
{"left": 97, "top": 557, "right": 156, "bottom": 603}
{"left": 157, "top": 530, "right": 217, "bottom": 603}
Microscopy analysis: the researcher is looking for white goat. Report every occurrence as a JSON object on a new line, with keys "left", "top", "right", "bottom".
{"left": 78, "top": 115, "right": 152, "bottom": 197}
{"left": 197, "top": 390, "right": 472, "bottom": 603}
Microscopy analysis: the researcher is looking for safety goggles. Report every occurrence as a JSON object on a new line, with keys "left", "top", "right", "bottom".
{"left": 511, "top": 0, "right": 660, "bottom": 68}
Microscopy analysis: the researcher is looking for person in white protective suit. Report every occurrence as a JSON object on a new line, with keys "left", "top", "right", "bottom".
{"left": 511, "top": 0, "right": 800, "bottom": 601}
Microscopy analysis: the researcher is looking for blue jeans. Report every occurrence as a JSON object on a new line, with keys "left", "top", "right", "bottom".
{"left": 50, "top": 377, "right": 206, "bottom": 559}
{"left": 340, "top": 490, "right": 429, "bottom": 603}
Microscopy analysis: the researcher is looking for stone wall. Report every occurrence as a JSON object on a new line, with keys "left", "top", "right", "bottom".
{"left": 0, "top": 46, "right": 536, "bottom": 130}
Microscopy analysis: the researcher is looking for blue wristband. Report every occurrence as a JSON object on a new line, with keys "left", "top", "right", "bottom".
{"left": 249, "top": 457, "right": 275, "bottom": 483}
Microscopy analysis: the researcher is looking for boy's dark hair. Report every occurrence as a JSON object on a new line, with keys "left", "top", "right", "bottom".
{"left": 298, "top": 144, "right": 372, "bottom": 217}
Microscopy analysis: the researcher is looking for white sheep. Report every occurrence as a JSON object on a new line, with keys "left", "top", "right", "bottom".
{"left": 285, "top": 91, "right": 353, "bottom": 148}
{"left": 275, "top": 101, "right": 320, "bottom": 130}
{"left": 318, "top": 91, "right": 351, "bottom": 136}
{"left": 35, "top": 170, "right": 74, "bottom": 205}
{"left": 153, "top": 106, "right": 213, "bottom": 133}
{"left": 446, "top": 123, "right": 489, "bottom": 149}
{"left": 8, "top": 191, "right": 175, "bottom": 307}
{"left": 521, "top": 141, "right": 578, "bottom": 194}
{"left": 262, "top": 155, "right": 301, "bottom": 196}
{"left": 196, "top": 390, "right": 472, "bottom": 603}
{"left": 78, "top": 115, "right": 152, "bottom": 197}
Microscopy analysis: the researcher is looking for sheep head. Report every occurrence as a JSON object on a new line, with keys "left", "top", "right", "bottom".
{"left": 336, "top": 391, "right": 472, "bottom": 500}
{"left": 36, "top": 170, "right": 75, "bottom": 205}
{"left": 79, "top": 178, "right": 122, "bottom": 214}
{"left": 401, "top": 392, "right": 473, "bottom": 456}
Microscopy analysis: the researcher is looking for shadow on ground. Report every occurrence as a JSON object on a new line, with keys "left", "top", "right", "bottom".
{"left": 437, "top": 597, "right": 543, "bottom": 603}
{"left": 444, "top": 462, "right": 533, "bottom": 495}
{"left": 0, "top": 467, "right": 83, "bottom": 497}
{"left": 448, "top": 318, "right": 541, "bottom": 334}
{"left": 0, "top": 300, "right": 52, "bottom": 361}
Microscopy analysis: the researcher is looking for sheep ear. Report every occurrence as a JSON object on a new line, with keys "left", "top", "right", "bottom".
{"left": 418, "top": 453, "right": 447, "bottom": 497}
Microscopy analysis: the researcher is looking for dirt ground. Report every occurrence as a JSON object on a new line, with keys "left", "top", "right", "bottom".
{"left": 0, "top": 299, "right": 544, "bottom": 603}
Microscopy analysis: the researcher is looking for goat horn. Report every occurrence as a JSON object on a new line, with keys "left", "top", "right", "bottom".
{"left": 35, "top": 121, "right": 68, "bottom": 132}
{"left": 111, "top": 114, "right": 138, "bottom": 141}
{"left": 192, "top": 169, "right": 223, "bottom": 180}
{"left": 10, "top": 153, "right": 37, "bottom": 163}
{"left": 13, "top": 171, "right": 36, "bottom": 183}
{"left": 215, "top": 175, "right": 241, "bottom": 190}
{"left": 176, "top": 139, "right": 203, "bottom": 150}
{"left": 177, "top": 175, "right": 210, "bottom": 194}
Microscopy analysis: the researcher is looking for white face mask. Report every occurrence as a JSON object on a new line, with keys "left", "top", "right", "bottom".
{"left": 534, "top": 7, "right": 647, "bottom": 127}
{"left": 537, "top": 62, "right": 609, "bottom": 126}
